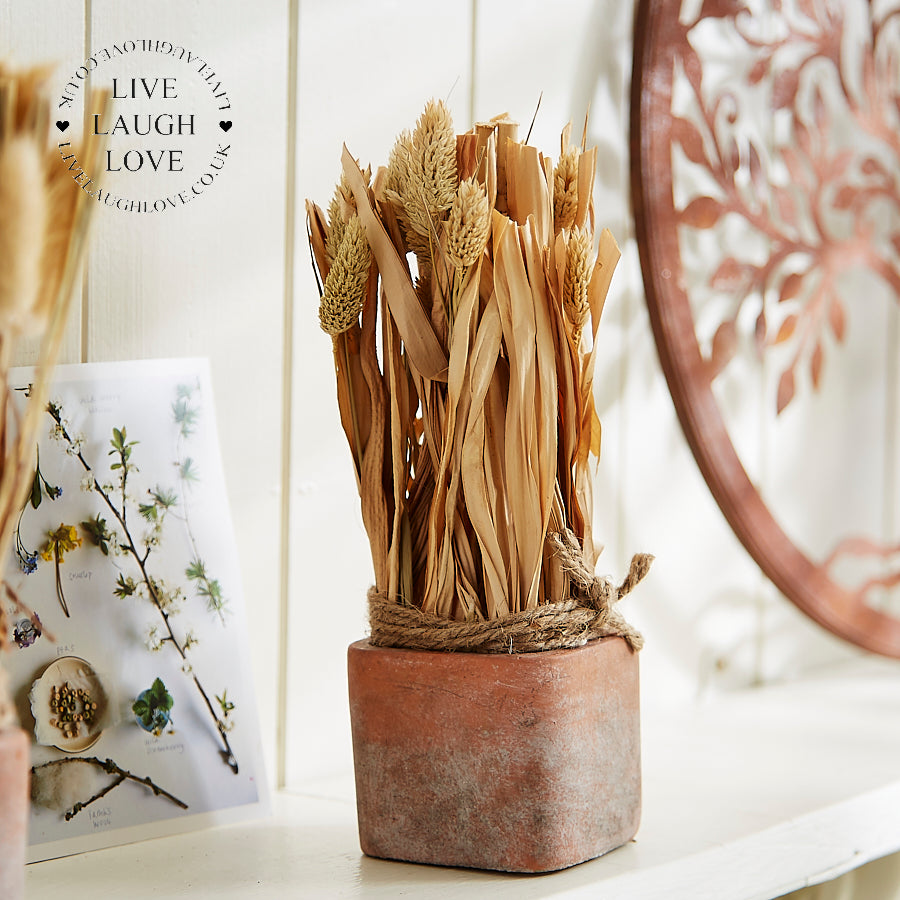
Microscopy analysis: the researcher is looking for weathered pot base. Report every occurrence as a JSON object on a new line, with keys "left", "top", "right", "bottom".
{"left": 348, "top": 636, "right": 640, "bottom": 873}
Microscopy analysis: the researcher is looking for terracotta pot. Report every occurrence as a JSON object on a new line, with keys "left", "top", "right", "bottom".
{"left": 347, "top": 636, "right": 640, "bottom": 873}
{"left": 0, "top": 728, "right": 30, "bottom": 899}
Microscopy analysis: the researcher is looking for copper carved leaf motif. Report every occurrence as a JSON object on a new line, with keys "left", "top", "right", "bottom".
{"left": 632, "top": 0, "right": 900, "bottom": 655}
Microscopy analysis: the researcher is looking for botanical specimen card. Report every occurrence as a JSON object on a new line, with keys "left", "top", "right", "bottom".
{"left": 4, "top": 358, "right": 267, "bottom": 862}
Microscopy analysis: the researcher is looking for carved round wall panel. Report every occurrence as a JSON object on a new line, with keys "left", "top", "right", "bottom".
{"left": 631, "top": 0, "right": 900, "bottom": 655}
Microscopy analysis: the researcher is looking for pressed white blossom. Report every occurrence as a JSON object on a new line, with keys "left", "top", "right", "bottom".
{"left": 145, "top": 625, "right": 163, "bottom": 653}
{"left": 65, "top": 431, "right": 86, "bottom": 456}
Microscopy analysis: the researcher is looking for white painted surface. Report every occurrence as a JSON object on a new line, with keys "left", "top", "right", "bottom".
{"left": 23, "top": 657, "right": 900, "bottom": 899}
{"left": 2, "top": 0, "right": 899, "bottom": 896}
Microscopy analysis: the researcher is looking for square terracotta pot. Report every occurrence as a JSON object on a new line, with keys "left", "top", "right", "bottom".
{"left": 347, "top": 636, "right": 640, "bottom": 873}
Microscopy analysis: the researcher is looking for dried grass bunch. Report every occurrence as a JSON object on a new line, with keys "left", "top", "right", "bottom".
{"left": 0, "top": 64, "right": 106, "bottom": 699}
{"left": 308, "top": 101, "right": 649, "bottom": 644}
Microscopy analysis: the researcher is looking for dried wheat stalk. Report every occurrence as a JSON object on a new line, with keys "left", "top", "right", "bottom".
{"left": 0, "top": 63, "right": 108, "bottom": 673}
{"left": 308, "top": 101, "right": 626, "bottom": 623}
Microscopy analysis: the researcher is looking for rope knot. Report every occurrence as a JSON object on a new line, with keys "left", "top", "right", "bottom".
{"left": 366, "top": 530, "right": 652, "bottom": 654}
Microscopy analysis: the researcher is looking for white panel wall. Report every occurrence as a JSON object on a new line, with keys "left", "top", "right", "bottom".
{"left": 0, "top": 0, "right": 886, "bottom": 800}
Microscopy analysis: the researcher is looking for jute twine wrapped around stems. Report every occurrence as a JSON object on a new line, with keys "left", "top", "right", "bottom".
{"left": 368, "top": 530, "right": 652, "bottom": 654}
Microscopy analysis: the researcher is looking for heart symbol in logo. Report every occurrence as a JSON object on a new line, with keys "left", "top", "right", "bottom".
{"left": 56, "top": 121, "right": 69, "bottom": 133}
{"left": 219, "top": 121, "right": 233, "bottom": 132}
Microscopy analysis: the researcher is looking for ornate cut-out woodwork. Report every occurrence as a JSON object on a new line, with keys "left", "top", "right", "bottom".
{"left": 631, "top": 0, "right": 900, "bottom": 654}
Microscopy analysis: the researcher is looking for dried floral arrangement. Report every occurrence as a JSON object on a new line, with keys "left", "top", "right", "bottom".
{"left": 0, "top": 64, "right": 106, "bottom": 724}
{"left": 308, "top": 100, "right": 651, "bottom": 653}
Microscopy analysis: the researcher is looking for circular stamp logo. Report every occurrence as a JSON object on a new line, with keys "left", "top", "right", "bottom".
{"left": 55, "top": 40, "right": 234, "bottom": 213}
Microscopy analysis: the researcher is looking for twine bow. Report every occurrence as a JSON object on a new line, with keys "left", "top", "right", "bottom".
{"left": 545, "top": 529, "right": 653, "bottom": 652}
{"left": 367, "top": 529, "right": 652, "bottom": 654}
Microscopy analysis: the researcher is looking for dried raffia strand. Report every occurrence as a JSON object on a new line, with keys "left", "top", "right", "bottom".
{"left": 0, "top": 135, "right": 47, "bottom": 335}
{"left": 318, "top": 214, "right": 371, "bottom": 335}
{"left": 553, "top": 146, "right": 579, "bottom": 233}
{"left": 563, "top": 226, "right": 592, "bottom": 348}
{"left": 0, "top": 66, "right": 108, "bottom": 681}
{"left": 447, "top": 177, "right": 491, "bottom": 270}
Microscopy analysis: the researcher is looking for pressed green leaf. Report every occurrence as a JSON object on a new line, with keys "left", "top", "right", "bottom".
{"left": 179, "top": 458, "right": 199, "bottom": 483}
{"left": 186, "top": 558, "right": 206, "bottom": 581}
{"left": 139, "top": 503, "right": 158, "bottom": 521}
{"left": 30, "top": 469, "right": 42, "bottom": 509}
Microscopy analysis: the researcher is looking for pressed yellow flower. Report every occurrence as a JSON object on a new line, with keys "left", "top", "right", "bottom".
{"left": 41, "top": 523, "right": 83, "bottom": 562}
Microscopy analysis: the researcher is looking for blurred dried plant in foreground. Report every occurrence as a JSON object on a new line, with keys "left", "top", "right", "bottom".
{"left": 0, "top": 63, "right": 107, "bottom": 721}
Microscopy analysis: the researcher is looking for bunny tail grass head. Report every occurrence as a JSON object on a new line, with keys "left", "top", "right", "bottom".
{"left": 318, "top": 214, "right": 372, "bottom": 336}
{"left": 447, "top": 177, "right": 491, "bottom": 270}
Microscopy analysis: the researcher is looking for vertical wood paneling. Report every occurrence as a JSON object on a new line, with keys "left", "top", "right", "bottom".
{"left": 5, "top": 0, "right": 897, "bottom": 796}
{"left": 1, "top": 1, "right": 85, "bottom": 366}
{"left": 84, "top": 0, "right": 289, "bottom": 782}
{"left": 286, "top": 0, "right": 473, "bottom": 787}
{"left": 473, "top": 0, "right": 597, "bottom": 156}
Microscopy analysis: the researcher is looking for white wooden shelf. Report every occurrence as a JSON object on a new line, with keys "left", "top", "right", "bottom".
{"left": 26, "top": 656, "right": 900, "bottom": 900}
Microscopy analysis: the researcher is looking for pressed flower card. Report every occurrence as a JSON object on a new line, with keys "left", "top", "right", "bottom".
{"left": 5, "top": 358, "right": 268, "bottom": 862}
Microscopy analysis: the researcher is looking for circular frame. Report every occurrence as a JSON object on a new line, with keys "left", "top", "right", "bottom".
{"left": 629, "top": 0, "right": 900, "bottom": 656}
